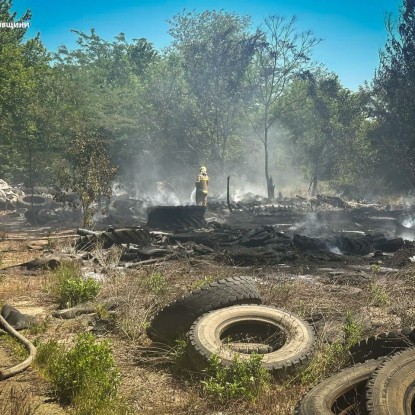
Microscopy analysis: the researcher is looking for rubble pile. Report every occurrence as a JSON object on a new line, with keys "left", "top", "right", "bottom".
{"left": 0, "top": 179, "right": 22, "bottom": 209}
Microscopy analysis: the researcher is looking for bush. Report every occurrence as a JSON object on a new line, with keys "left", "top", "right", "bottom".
{"left": 53, "top": 263, "right": 100, "bottom": 308}
{"left": 36, "top": 333, "right": 120, "bottom": 412}
{"left": 201, "top": 353, "right": 271, "bottom": 403}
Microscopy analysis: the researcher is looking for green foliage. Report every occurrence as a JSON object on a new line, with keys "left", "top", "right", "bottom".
{"left": 171, "top": 338, "right": 190, "bottom": 373}
{"left": 0, "top": 1, "right": 53, "bottom": 186}
{"left": 369, "top": 284, "right": 391, "bottom": 307}
{"left": 371, "top": 0, "right": 415, "bottom": 191}
{"left": 143, "top": 270, "right": 166, "bottom": 294}
{"left": 3, "top": 333, "right": 28, "bottom": 359}
{"left": 57, "top": 128, "right": 118, "bottom": 227}
{"left": 35, "top": 333, "right": 121, "bottom": 412}
{"left": 342, "top": 311, "right": 364, "bottom": 348}
{"left": 192, "top": 275, "right": 215, "bottom": 289}
{"left": 246, "top": 15, "right": 320, "bottom": 197}
{"left": 280, "top": 71, "right": 371, "bottom": 195}
{"left": 301, "top": 311, "right": 363, "bottom": 386}
{"left": 201, "top": 353, "right": 271, "bottom": 403}
{"left": 168, "top": 10, "right": 260, "bottom": 171}
{"left": 27, "top": 318, "right": 50, "bottom": 335}
{"left": 52, "top": 263, "right": 100, "bottom": 308}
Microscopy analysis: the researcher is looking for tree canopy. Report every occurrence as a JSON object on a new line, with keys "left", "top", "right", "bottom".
{"left": 0, "top": 0, "right": 414, "bottom": 208}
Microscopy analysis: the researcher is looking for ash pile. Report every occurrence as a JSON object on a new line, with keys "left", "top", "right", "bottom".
{"left": 73, "top": 192, "right": 414, "bottom": 268}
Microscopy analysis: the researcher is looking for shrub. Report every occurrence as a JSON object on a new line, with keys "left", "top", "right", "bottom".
{"left": 36, "top": 333, "right": 120, "bottom": 412}
{"left": 143, "top": 270, "right": 166, "bottom": 294}
{"left": 52, "top": 263, "right": 100, "bottom": 308}
{"left": 369, "top": 284, "right": 391, "bottom": 307}
{"left": 58, "top": 277, "right": 100, "bottom": 308}
{"left": 201, "top": 353, "right": 271, "bottom": 403}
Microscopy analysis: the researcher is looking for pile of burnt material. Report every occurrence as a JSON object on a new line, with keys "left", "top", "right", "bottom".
{"left": 76, "top": 228, "right": 151, "bottom": 250}
{"left": 293, "top": 233, "right": 404, "bottom": 256}
{"left": 146, "top": 205, "right": 207, "bottom": 230}
{"left": 74, "top": 220, "right": 407, "bottom": 268}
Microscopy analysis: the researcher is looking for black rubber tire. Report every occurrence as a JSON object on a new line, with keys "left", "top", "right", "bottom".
{"left": 349, "top": 330, "right": 414, "bottom": 363}
{"left": 295, "top": 359, "right": 381, "bottom": 415}
{"left": 187, "top": 304, "right": 315, "bottom": 375}
{"left": 372, "top": 237, "right": 404, "bottom": 253}
{"left": 16, "top": 194, "right": 47, "bottom": 208}
{"left": 146, "top": 205, "right": 207, "bottom": 230}
{"left": 366, "top": 347, "right": 415, "bottom": 414}
{"left": 146, "top": 276, "right": 262, "bottom": 344}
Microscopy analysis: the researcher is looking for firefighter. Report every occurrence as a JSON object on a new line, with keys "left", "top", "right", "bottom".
{"left": 195, "top": 166, "right": 209, "bottom": 206}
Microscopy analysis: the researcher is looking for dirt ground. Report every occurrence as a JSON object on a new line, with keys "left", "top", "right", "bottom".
{"left": 1, "top": 206, "right": 415, "bottom": 415}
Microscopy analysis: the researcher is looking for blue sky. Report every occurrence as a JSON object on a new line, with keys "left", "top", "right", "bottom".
{"left": 12, "top": 0, "right": 401, "bottom": 91}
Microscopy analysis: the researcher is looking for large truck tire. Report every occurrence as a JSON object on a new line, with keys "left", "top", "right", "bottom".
{"left": 349, "top": 330, "right": 414, "bottom": 363}
{"left": 187, "top": 304, "right": 314, "bottom": 375}
{"left": 295, "top": 359, "right": 381, "bottom": 415}
{"left": 366, "top": 347, "right": 415, "bottom": 414}
{"left": 146, "top": 276, "right": 261, "bottom": 344}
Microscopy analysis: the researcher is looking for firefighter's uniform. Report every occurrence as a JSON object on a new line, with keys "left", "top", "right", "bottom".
{"left": 195, "top": 166, "right": 209, "bottom": 206}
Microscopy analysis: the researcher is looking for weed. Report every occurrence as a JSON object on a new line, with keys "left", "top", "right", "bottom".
{"left": 58, "top": 277, "right": 100, "bottom": 308}
{"left": 270, "top": 282, "right": 293, "bottom": 306}
{"left": 192, "top": 275, "right": 215, "bottom": 289}
{"left": 2, "top": 333, "right": 27, "bottom": 359}
{"left": 143, "top": 270, "right": 166, "bottom": 294}
{"left": 201, "top": 353, "right": 271, "bottom": 403}
{"left": 370, "top": 263, "right": 381, "bottom": 275}
{"left": 51, "top": 263, "right": 100, "bottom": 308}
{"left": 300, "top": 311, "right": 363, "bottom": 386}
{"left": 93, "top": 244, "right": 123, "bottom": 270}
{"left": 27, "top": 317, "right": 50, "bottom": 335}
{"left": 134, "top": 338, "right": 191, "bottom": 374}
{"left": 35, "top": 333, "right": 121, "bottom": 413}
{"left": 342, "top": 311, "right": 364, "bottom": 348}
{"left": 171, "top": 338, "right": 190, "bottom": 373}
{"left": 369, "top": 284, "right": 390, "bottom": 307}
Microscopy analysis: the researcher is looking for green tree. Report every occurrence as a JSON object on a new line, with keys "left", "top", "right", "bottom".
{"left": 246, "top": 16, "right": 320, "bottom": 198}
{"left": 0, "top": 1, "right": 51, "bottom": 186}
{"left": 57, "top": 128, "right": 118, "bottom": 227}
{"left": 280, "top": 71, "right": 371, "bottom": 195}
{"left": 168, "top": 10, "right": 261, "bottom": 175}
{"left": 52, "top": 30, "right": 158, "bottom": 189}
{"left": 371, "top": 0, "right": 415, "bottom": 191}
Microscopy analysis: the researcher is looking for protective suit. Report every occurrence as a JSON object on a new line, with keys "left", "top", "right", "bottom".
{"left": 195, "top": 166, "right": 209, "bottom": 206}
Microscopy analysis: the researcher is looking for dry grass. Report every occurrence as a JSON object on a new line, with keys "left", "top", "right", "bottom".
{"left": 1, "top": 232, "right": 415, "bottom": 414}
{"left": 0, "top": 384, "right": 40, "bottom": 415}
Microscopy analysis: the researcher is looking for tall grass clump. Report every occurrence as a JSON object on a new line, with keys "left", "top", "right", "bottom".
{"left": 35, "top": 333, "right": 122, "bottom": 414}
{"left": 201, "top": 353, "right": 271, "bottom": 403}
{"left": 52, "top": 263, "right": 100, "bottom": 308}
{"left": 300, "top": 311, "right": 363, "bottom": 386}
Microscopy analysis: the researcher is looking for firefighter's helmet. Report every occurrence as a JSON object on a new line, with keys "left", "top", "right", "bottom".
{"left": 200, "top": 166, "right": 207, "bottom": 174}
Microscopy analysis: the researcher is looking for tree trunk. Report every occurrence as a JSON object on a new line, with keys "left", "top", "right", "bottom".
{"left": 267, "top": 176, "right": 275, "bottom": 199}
{"left": 309, "top": 174, "right": 318, "bottom": 196}
{"left": 264, "top": 115, "right": 275, "bottom": 200}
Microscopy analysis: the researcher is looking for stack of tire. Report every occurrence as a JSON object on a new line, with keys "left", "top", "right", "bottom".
{"left": 16, "top": 194, "right": 53, "bottom": 224}
{"left": 295, "top": 328, "right": 415, "bottom": 414}
{"left": 146, "top": 276, "right": 315, "bottom": 376}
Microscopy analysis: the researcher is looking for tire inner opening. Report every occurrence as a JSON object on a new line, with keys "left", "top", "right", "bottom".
{"left": 22, "top": 195, "right": 46, "bottom": 204}
{"left": 220, "top": 321, "right": 286, "bottom": 354}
